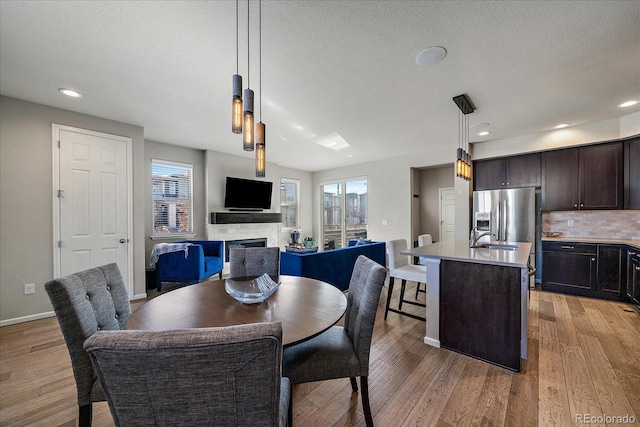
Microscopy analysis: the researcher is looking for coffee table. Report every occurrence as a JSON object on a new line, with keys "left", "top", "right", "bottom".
{"left": 127, "top": 275, "right": 348, "bottom": 347}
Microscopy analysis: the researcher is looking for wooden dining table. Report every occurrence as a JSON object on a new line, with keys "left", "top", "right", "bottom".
{"left": 127, "top": 275, "right": 348, "bottom": 347}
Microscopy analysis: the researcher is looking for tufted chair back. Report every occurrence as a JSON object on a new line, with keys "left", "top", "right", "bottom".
{"left": 45, "top": 263, "right": 131, "bottom": 426}
{"left": 229, "top": 247, "right": 280, "bottom": 278}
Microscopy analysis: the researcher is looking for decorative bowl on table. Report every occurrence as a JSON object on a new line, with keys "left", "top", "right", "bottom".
{"left": 225, "top": 273, "right": 281, "bottom": 304}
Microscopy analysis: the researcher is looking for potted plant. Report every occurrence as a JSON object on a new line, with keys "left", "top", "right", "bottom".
{"left": 303, "top": 236, "right": 316, "bottom": 248}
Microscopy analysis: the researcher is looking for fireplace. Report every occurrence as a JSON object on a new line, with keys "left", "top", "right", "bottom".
{"left": 225, "top": 237, "right": 268, "bottom": 261}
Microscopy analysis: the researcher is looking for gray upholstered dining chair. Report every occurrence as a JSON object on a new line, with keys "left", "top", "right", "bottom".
{"left": 44, "top": 263, "right": 131, "bottom": 427}
{"left": 282, "top": 255, "right": 386, "bottom": 427}
{"left": 84, "top": 322, "right": 291, "bottom": 427}
{"left": 229, "top": 246, "right": 280, "bottom": 278}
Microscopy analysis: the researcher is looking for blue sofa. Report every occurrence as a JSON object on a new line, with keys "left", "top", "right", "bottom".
{"left": 280, "top": 241, "right": 386, "bottom": 291}
{"left": 155, "top": 240, "right": 224, "bottom": 291}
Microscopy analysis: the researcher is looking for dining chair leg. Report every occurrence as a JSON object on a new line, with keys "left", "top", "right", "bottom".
{"left": 398, "top": 279, "right": 407, "bottom": 311}
{"left": 287, "top": 394, "right": 293, "bottom": 427}
{"left": 384, "top": 277, "right": 395, "bottom": 320}
{"left": 79, "top": 403, "right": 92, "bottom": 427}
{"left": 360, "top": 376, "right": 373, "bottom": 427}
{"left": 350, "top": 377, "right": 358, "bottom": 392}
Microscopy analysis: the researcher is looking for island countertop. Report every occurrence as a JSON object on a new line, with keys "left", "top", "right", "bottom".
{"left": 402, "top": 239, "right": 532, "bottom": 268}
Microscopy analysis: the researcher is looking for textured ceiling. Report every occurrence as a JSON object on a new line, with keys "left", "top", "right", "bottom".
{"left": 1, "top": 1, "right": 639, "bottom": 171}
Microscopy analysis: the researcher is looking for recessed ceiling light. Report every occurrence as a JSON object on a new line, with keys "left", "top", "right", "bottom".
{"left": 416, "top": 46, "right": 447, "bottom": 66}
{"left": 554, "top": 123, "right": 571, "bottom": 129}
{"left": 618, "top": 100, "right": 638, "bottom": 108}
{"left": 477, "top": 131, "right": 491, "bottom": 136}
{"left": 59, "top": 88, "right": 82, "bottom": 98}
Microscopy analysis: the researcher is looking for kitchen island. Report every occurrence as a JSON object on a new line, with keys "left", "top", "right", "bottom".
{"left": 403, "top": 240, "right": 532, "bottom": 372}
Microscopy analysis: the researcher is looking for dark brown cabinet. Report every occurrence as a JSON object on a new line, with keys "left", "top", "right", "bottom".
{"left": 628, "top": 250, "right": 640, "bottom": 305}
{"left": 597, "top": 245, "right": 626, "bottom": 300}
{"left": 542, "top": 242, "right": 597, "bottom": 297}
{"left": 541, "top": 148, "right": 579, "bottom": 210}
{"left": 624, "top": 136, "right": 640, "bottom": 209}
{"left": 542, "top": 142, "right": 623, "bottom": 210}
{"left": 579, "top": 143, "right": 624, "bottom": 209}
{"left": 543, "top": 241, "right": 629, "bottom": 301}
{"left": 474, "top": 153, "right": 540, "bottom": 191}
{"left": 440, "top": 260, "right": 522, "bottom": 371}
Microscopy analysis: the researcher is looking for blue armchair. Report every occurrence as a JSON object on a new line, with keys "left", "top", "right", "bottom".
{"left": 155, "top": 240, "right": 224, "bottom": 291}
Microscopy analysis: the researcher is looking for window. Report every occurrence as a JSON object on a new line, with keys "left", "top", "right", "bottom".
{"left": 152, "top": 160, "right": 193, "bottom": 237}
{"left": 322, "top": 178, "right": 367, "bottom": 249}
{"left": 280, "top": 178, "right": 299, "bottom": 229}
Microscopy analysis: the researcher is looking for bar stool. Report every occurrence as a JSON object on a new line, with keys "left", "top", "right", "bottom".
{"left": 384, "top": 239, "right": 426, "bottom": 322}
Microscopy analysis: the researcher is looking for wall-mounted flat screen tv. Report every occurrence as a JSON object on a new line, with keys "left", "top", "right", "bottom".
{"left": 224, "top": 177, "right": 273, "bottom": 211}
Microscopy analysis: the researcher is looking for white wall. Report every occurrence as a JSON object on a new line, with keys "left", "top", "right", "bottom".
{"left": 204, "top": 150, "right": 313, "bottom": 248}
{"left": 0, "top": 96, "right": 146, "bottom": 324}
{"left": 311, "top": 143, "right": 467, "bottom": 248}
{"left": 472, "top": 111, "right": 640, "bottom": 160}
{"left": 144, "top": 140, "right": 207, "bottom": 266}
{"left": 311, "top": 112, "right": 639, "bottom": 249}
{"left": 418, "top": 165, "right": 455, "bottom": 242}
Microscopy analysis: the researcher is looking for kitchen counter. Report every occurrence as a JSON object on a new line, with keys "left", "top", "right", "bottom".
{"left": 402, "top": 239, "right": 532, "bottom": 268}
{"left": 542, "top": 237, "right": 640, "bottom": 250}
{"left": 400, "top": 239, "right": 531, "bottom": 372}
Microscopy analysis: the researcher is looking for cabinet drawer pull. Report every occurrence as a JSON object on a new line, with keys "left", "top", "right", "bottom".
{"left": 591, "top": 257, "right": 596, "bottom": 262}
{"left": 561, "top": 245, "right": 575, "bottom": 249}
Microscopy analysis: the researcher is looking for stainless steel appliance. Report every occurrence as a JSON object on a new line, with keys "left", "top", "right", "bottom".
{"left": 473, "top": 187, "right": 536, "bottom": 286}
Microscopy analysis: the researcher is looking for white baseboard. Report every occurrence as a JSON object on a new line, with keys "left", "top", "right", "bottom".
{"left": 423, "top": 336, "right": 441, "bottom": 348}
{"left": 1, "top": 311, "right": 55, "bottom": 327}
{"left": 2, "top": 293, "right": 148, "bottom": 327}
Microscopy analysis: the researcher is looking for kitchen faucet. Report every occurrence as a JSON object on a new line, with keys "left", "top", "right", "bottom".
{"left": 470, "top": 227, "right": 496, "bottom": 247}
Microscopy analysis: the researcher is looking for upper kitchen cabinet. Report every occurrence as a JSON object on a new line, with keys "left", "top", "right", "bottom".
{"left": 580, "top": 142, "right": 623, "bottom": 209}
{"left": 624, "top": 136, "right": 640, "bottom": 209}
{"left": 474, "top": 153, "right": 541, "bottom": 191}
{"left": 542, "top": 142, "right": 623, "bottom": 210}
{"left": 541, "top": 148, "right": 579, "bottom": 210}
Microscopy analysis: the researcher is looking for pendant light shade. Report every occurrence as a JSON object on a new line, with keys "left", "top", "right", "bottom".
{"left": 453, "top": 94, "right": 475, "bottom": 182}
{"left": 232, "top": 74, "right": 243, "bottom": 133}
{"left": 255, "top": 122, "right": 266, "bottom": 177}
{"left": 243, "top": 88, "right": 254, "bottom": 151}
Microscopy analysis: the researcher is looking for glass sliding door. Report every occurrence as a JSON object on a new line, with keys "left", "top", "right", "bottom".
{"left": 322, "top": 182, "right": 342, "bottom": 249}
{"left": 322, "top": 178, "right": 367, "bottom": 249}
{"left": 345, "top": 179, "right": 367, "bottom": 241}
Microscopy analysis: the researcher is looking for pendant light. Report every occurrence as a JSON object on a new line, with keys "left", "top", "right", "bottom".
{"left": 453, "top": 94, "right": 475, "bottom": 181}
{"left": 243, "top": 0, "right": 255, "bottom": 151}
{"left": 231, "top": 0, "right": 243, "bottom": 134}
{"left": 255, "top": 0, "right": 266, "bottom": 177}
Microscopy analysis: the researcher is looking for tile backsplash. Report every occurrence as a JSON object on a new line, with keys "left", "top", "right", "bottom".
{"left": 542, "top": 210, "right": 640, "bottom": 240}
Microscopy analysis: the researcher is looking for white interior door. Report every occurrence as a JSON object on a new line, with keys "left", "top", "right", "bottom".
{"left": 439, "top": 187, "right": 456, "bottom": 241}
{"left": 54, "top": 125, "right": 132, "bottom": 295}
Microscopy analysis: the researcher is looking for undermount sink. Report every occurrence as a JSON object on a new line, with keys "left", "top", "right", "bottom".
{"left": 471, "top": 243, "right": 519, "bottom": 251}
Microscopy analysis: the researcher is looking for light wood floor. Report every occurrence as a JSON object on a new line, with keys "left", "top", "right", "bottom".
{"left": 1, "top": 284, "right": 639, "bottom": 426}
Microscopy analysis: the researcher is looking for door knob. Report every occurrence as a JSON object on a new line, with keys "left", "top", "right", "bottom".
{"left": 119, "top": 239, "right": 127, "bottom": 244}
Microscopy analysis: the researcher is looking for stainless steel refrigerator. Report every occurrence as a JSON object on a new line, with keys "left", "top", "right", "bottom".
{"left": 472, "top": 187, "right": 537, "bottom": 284}
{"left": 472, "top": 187, "right": 535, "bottom": 243}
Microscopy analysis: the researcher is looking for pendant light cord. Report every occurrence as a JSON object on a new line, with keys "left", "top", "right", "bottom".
{"left": 259, "top": 0, "right": 262, "bottom": 122}
{"left": 247, "top": 0, "right": 250, "bottom": 89}
{"left": 235, "top": 0, "right": 239, "bottom": 74}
